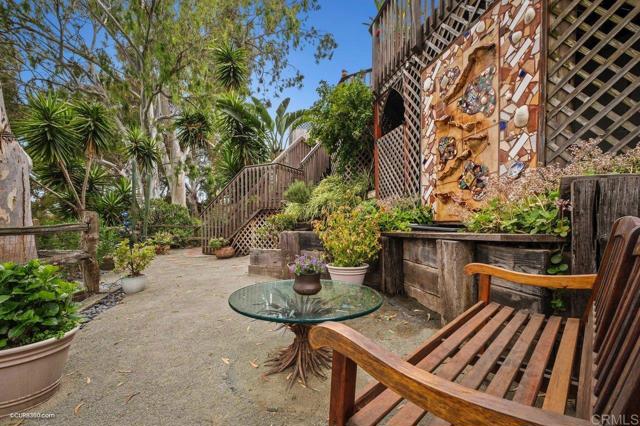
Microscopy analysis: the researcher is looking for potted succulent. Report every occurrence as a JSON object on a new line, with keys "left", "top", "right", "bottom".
{"left": 288, "top": 254, "right": 326, "bottom": 295}
{"left": 315, "top": 206, "right": 381, "bottom": 285}
{"left": 0, "top": 261, "right": 81, "bottom": 416}
{"left": 208, "top": 237, "right": 235, "bottom": 259}
{"left": 113, "top": 240, "right": 156, "bottom": 294}
{"left": 152, "top": 232, "right": 173, "bottom": 255}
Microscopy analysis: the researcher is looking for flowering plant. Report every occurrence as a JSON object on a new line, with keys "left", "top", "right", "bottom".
{"left": 288, "top": 254, "right": 325, "bottom": 276}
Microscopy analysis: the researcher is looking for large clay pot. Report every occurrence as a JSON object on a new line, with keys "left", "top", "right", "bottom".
{"left": 292, "top": 273, "right": 322, "bottom": 295}
{"left": 0, "top": 327, "right": 79, "bottom": 417}
{"left": 121, "top": 274, "right": 147, "bottom": 294}
{"left": 326, "top": 264, "right": 369, "bottom": 285}
{"left": 214, "top": 246, "right": 236, "bottom": 259}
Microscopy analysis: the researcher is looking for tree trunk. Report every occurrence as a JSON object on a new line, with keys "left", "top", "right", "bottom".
{"left": 155, "top": 95, "right": 187, "bottom": 206}
{"left": 0, "top": 84, "right": 37, "bottom": 263}
{"left": 79, "top": 211, "right": 100, "bottom": 294}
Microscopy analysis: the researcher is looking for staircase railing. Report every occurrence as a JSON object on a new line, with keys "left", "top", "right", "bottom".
{"left": 201, "top": 163, "right": 304, "bottom": 252}
{"left": 300, "top": 143, "right": 331, "bottom": 184}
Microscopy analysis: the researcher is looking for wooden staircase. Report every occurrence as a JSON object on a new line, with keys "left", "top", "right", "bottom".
{"left": 201, "top": 136, "right": 330, "bottom": 255}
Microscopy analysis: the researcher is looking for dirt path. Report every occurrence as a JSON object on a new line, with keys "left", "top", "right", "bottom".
{"left": 5, "top": 249, "right": 437, "bottom": 426}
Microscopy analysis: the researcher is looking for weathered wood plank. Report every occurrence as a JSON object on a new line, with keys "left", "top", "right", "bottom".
{"left": 437, "top": 240, "right": 475, "bottom": 324}
{"left": 381, "top": 236, "right": 404, "bottom": 295}
{"left": 383, "top": 231, "right": 565, "bottom": 243}
{"left": 403, "top": 239, "right": 438, "bottom": 267}
{"left": 403, "top": 260, "right": 439, "bottom": 296}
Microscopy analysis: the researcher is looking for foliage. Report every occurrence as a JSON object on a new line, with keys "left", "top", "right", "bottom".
{"left": 306, "top": 79, "right": 374, "bottom": 173}
{"left": 464, "top": 191, "right": 571, "bottom": 237}
{"left": 208, "top": 237, "right": 230, "bottom": 250}
{"left": 284, "top": 174, "right": 369, "bottom": 222}
{"left": 97, "top": 227, "right": 122, "bottom": 264}
{"left": 175, "top": 111, "right": 212, "bottom": 152}
{"left": 315, "top": 205, "right": 381, "bottom": 267}
{"left": 148, "top": 200, "right": 199, "bottom": 247}
{"left": 283, "top": 181, "right": 313, "bottom": 205}
{"left": 0, "top": 261, "right": 80, "bottom": 349}
{"left": 288, "top": 254, "right": 325, "bottom": 276}
{"left": 152, "top": 232, "right": 174, "bottom": 247}
{"left": 251, "top": 97, "right": 306, "bottom": 159}
{"left": 113, "top": 240, "right": 156, "bottom": 277}
{"left": 213, "top": 44, "right": 249, "bottom": 92}
{"left": 374, "top": 199, "right": 434, "bottom": 232}
{"left": 256, "top": 212, "right": 298, "bottom": 242}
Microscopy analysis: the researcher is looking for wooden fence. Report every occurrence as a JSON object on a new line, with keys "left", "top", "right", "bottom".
{"left": 0, "top": 211, "right": 100, "bottom": 294}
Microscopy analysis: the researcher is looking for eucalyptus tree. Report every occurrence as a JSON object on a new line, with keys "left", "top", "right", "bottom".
{"left": 1, "top": 0, "right": 336, "bottom": 206}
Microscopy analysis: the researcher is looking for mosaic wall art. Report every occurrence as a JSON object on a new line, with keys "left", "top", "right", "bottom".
{"left": 420, "top": 0, "right": 543, "bottom": 221}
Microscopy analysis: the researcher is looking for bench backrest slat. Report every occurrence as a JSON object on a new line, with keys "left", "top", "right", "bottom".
{"left": 582, "top": 216, "right": 640, "bottom": 417}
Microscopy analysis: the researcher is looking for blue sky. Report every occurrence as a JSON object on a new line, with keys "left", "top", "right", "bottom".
{"left": 256, "top": 1, "right": 377, "bottom": 113}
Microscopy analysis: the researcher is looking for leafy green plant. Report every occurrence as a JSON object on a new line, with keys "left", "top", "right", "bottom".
{"left": 113, "top": 240, "right": 156, "bottom": 277}
{"left": 152, "top": 232, "right": 174, "bottom": 247}
{"left": 208, "top": 237, "right": 229, "bottom": 250}
{"left": 283, "top": 180, "right": 313, "bottom": 205}
{"left": 148, "top": 199, "right": 199, "bottom": 247}
{"left": 256, "top": 213, "right": 297, "bottom": 243}
{"left": 315, "top": 206, "right": 381, "bottom": 267}
{"left": 464, "top": 190, "right": 570, "bottom": 237}
{"left": 97, "top": 226, "right": 121, "bottom": 264}
{"left": 306, "top": 79, "right": 374, "bottom": 173}
{"left": 374, "top": 199, "right": 433, "bottom": 232}
{"left": 0, "top": 261, "right": 80, "bottom": 349}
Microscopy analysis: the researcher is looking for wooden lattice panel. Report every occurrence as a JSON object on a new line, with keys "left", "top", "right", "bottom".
{"left": 231, "top": 209, "right": 280, "bottom": 256}
{"left": 377, "top": 126, "right": 406, "bottom": 199}
{"left": 546, "top": 0, "right": 640, "bottom": 162}
{"left": 402, "top": 60, "right": 423, "bottom": 198}
{"left": 331, "top": 150, "right": 372, "bottom": 181}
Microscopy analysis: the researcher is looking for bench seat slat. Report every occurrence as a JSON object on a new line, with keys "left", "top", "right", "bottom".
{"left": 386, "top": 307, "right": 515, "bottom": 426}
{"left": 542, "top": 318, "right": 580, "bottom": 414}
{"left": 348, "top": 303, "right": 501, "bottom": 426}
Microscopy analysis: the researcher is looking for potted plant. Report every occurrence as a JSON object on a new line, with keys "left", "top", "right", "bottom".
{"left": 152, "top": 232, "right": 173, "bottom": 255}
{"left": 0, "top": 260, "right": 81, "bottom": 417}
{"left": 208, "top": 237, "right": 235, "bottom": 259}
{"left": 288, "top": 254, "right": 326, "bottom": 295}
{"left": 315, "top": 206, "right": 381, "bottom": 285}
{"left": 113, "top": 240, "right": 156, "bottom": 294}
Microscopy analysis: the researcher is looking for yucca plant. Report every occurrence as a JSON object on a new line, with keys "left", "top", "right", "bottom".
{"left": 212, "top": 44, "right": 248, "bottom": 91}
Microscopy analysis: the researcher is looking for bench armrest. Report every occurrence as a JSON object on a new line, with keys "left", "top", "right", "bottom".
{"left": 310, "top": 322, "right": 591, "bottom": 426}
{"left": 464, "top": 263, "right": 596, "bottom": 290}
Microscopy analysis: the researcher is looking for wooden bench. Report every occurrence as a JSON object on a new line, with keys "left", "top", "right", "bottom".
{"left": 310, "top": 216, "right": 640, "bottom": 426}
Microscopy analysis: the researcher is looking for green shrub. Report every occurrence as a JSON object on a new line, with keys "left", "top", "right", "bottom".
{"left": 314, "top": 205, "right": 381, "bottom": 267}
{"left": 256, "top": 213, "right": 297, "bottom": 243}
{"left": 284, "top": 180, "right": 313, "bottom": 204}
{"left": 97, "top": 226, "right": 121, "bottom": 263}
{"left": 464, "top": 190, "right": 570, "bottom": 237}
{"left": 35, "top": 218, "right": 80, "bottom": 251}
{"left": 152, "top": 232, "right": 174, "bottom": 247}
{"left": 374, "top": 199, "right": 433, "bottom": 232}
{"left": 208, "top": 237, "right": 229, "bottom": 250}
{"left": 148, "top": 199, "right": 199, "bottom": 247}
{"left": 113, "top": 240, "right": 156, "bottom": 277}
{"left": 0, "top": 261, "right": 80, "bottom": 349}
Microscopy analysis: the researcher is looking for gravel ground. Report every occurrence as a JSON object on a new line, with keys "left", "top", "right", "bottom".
{"left": 3, "top": 249, "right": 438, "bottom": 426}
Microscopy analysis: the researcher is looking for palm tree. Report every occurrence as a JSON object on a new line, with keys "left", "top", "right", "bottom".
{"left": 125, "top": 127, "right": 160, "bottom": 238}
{"left": 251, "top": 97, "right": 305, "bottom": 159}
{"left": 16, "top": 93, "right": 82, "bottom": 211}
{"left": 73, "top": 100, "right": 114, "bottom": 209}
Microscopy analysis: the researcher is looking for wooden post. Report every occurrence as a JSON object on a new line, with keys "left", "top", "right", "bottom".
{"left": 437, "top": 240, "right": 474, "bottom": 324}
{"left": 380, "top": 236, "right": 404, "bottom": 295}
{"left": 478, "top": 274, "right": 491, "bottom": 303}
{"left": 80, "top": 211, "right": 100, "bottom": 294}
{"left": 328, "top": 351, "right": 357, "bottom": 426}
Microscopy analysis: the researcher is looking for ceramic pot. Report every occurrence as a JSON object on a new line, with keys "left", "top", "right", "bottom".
{"left": 155, "top": 245, "right": 170, "bottom": 255}
{"left": 326, "top": 264, "right": 369, "bottom": 285}
{"left": 293, "top": 273, "right": 322, "bottom": 295}
{"left": 0, "top": 327, "right": 79, "bottom": 417}
{"left": 121, "top": 274, "right": 147, "bottom": 294}
{"left": 214, "top": 246, "right": 236, "bottom": 259}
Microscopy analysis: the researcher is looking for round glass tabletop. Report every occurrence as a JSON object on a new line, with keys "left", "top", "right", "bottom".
{"left": 228, "top": 280, "right": 383, "bottom": 324}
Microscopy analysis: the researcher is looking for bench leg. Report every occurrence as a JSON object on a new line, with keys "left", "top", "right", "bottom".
{"left": 329, "top": 350, "right": 357, "bottom": 426}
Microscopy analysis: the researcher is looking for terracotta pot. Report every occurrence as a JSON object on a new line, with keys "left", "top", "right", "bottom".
{"left": 121, "top": 274, "right": 147, "bottom": 294}
{"left": 292, "top": 273, "right": 322, "bottom": 295}
{"left": 0, "top": 327, "right": 79, "bottom": 417}
{"left": 155, "top": 245, "right": 170, "bottom": 255}
{"left": 326, "top": 264, "right": 369, "bottom": 285}
{"left": 214, "top": 246, "right": 236, "bottom": 259}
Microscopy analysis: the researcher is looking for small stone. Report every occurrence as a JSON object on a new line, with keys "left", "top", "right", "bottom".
{"left": 423, "top": 77, "right": 434, "bottom": 92}
{"left": 480, "top": 96, "right": 488, "bottom": 105}
{"left": 440, "top": 75, "right": 449, "bottom": 89}
{"left": 514, "top": 105, "right": 529, "bottom": 128}
{"left": 475, "top": 20, "right": 486, "bottom": 34}
{"left": 524, "top": 6, "right": 536, "bottom": 25}
{"left": 505, "top": 90, "right": 513, "bottom": 101}
{"left": 510, "top": 31, "right": 522, "bottom": 44}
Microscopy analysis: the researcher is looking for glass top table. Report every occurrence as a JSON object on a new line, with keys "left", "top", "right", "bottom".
{"left": 228, "top": 280, "right": 383, "bottom": 387}
{"left": 228, "top": 280, "right": 383, "bottom": 325}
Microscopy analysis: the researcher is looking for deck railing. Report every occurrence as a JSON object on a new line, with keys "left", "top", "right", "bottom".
{"left": 300, "top": 143, "right": 331, "bottom": 184}
{"left": 371, "top": 0, "right": 466, "bottom": 91}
